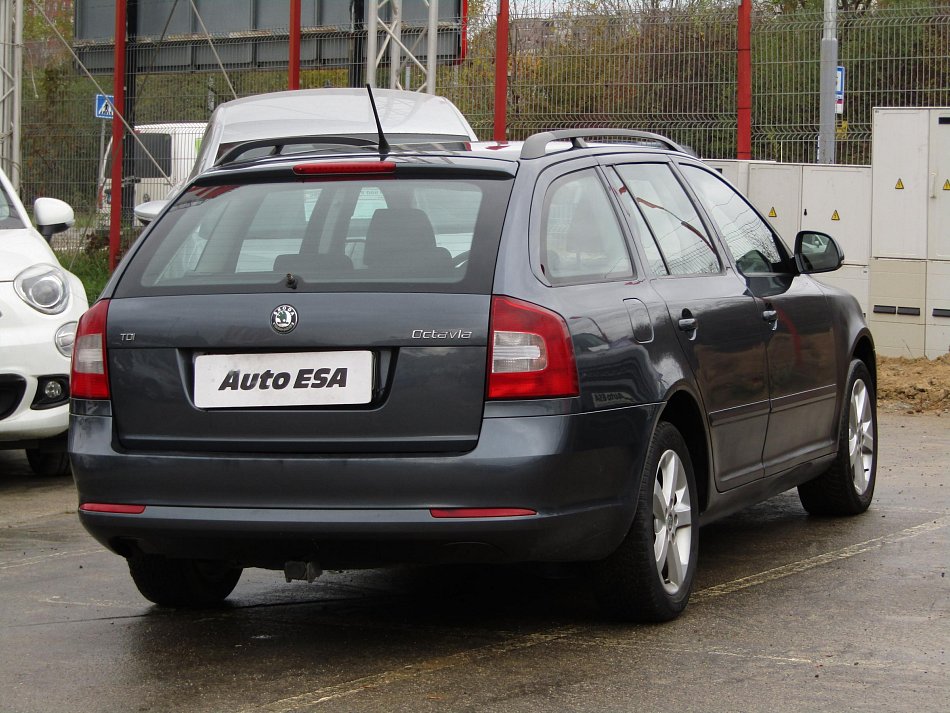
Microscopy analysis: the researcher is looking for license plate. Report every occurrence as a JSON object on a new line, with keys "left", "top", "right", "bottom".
{"left": 194, "top": 351, "right": 373, "bottom": 408}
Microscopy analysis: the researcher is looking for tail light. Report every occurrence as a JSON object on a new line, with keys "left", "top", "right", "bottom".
{"left": 487, "top": 296, "right": 579, "bottom": 400}
{"left": 293, "top": 161, "right": 396, "bottom": 175}
{"left": 71, "top": 300, "right": 111, "bottom": 399}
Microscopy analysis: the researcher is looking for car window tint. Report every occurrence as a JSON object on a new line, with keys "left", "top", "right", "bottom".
{"left": 606, "top": 167, "right": 668, "bottom": 276}
{"left": 0, "top": 183, "right": 25, "bottom": 229}
{"left": 540, "top": 169, "right": 633, "bottom": 284}
{"left": 681, "top": 165, "right": 790, "bottom": 275}
{"left": 413, "top": 185, "right": 483, "bottom": 258}
{"left": 233, "top": 187, "right": 324, "bottom": 272}
{"left": 119, "top": 176, "right": 511, "bottom": 296}
{"left": 134, "top": 133, "right": 172, "bottom": 179}
{"left": 615, "top": 163, "right": 720, "bottom": 276}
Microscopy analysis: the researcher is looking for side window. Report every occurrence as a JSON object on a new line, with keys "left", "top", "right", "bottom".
{"left": 615, "top": 163, "right": 721, "bottom": 276}
{"left": 605, "top": 168, "right": 668, "bottom": 276}
{"left": 540, "top": 169, "right": 634, "bottom": 285}
{"left": 681, "top": 165, "right": 790, "bottom": 275}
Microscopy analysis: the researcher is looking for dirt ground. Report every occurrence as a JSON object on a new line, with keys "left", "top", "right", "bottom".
{"left": 877, "top": 353, "right": 950, "bottom": 415}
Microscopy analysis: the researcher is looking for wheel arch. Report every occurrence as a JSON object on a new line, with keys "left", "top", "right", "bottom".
{"left": 657, "top": 389, "right": 710, "bottom": 514}
{"left": 852, "top": 332, "right": 877, "bottom": 388}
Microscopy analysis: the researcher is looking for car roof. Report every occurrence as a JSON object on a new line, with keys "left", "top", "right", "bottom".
{"left": 212, "top": 89, "right": 477, "bottom": 141}
{"left": 196, "top": 129, "right": 692, "bottom": 180}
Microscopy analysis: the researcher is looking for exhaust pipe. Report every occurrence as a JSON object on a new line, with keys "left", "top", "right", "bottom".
{"left": 284, "top": 560, "right": 322, "bottom": 583}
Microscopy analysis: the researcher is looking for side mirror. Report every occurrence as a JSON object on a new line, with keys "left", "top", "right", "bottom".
{"left": 33, "top": 197, "right": 74, "bottom": 240}
{"left": 794, "top": 231, "right": 844, "bottom": 274}
{"left": 133, "top": 199, "right": 168, "bottom": 226}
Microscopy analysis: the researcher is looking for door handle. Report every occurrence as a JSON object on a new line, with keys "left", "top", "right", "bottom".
{"left": 678, "top": 317, "right": 697, "bottom": 332}
{"left": 762, "top": 309, "right": 778, "bottom": 323}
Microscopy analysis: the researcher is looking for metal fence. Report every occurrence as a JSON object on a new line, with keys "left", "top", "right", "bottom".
{"left": 18, "top": 0, "right": 950, "bottom": 248}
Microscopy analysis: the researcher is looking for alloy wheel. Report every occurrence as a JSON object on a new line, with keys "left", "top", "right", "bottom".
{"left": 652, "top": 449, "right": 693, "bottom": 595}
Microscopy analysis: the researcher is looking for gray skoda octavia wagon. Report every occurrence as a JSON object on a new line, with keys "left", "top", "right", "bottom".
{"left": 69, "top": 129, "right": 877, "bottom": 621}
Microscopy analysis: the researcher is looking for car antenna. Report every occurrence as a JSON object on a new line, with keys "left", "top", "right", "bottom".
{"left": 365, "top": 84, "right": 390, "bottom": 157}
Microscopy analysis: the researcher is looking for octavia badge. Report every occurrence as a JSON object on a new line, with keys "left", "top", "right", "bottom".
{"left": 271, "top": 305, "right": 298, "bottom": 334}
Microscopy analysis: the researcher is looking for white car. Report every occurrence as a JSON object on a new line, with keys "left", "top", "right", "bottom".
{"left": 0, "top": 168, "right": 88, "bottom": 475}
{"left": 134, "top": 88, "right": 478, "bottom": 225}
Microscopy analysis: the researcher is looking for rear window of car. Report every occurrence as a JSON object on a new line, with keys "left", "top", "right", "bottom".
{"left": 104, "top": 133, "right": 173, "bottom": 180}
{"left": 115, "top": 174, "right": 512, "bottom": 296}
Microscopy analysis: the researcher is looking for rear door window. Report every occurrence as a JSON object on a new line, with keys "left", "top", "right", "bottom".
{"left": 615, "top": 163, "right": 721, "bottom": 276}
{"left": 103, "top": 133, "right": 173, "bottom": 180}
{"left": 116, "top": 174, "right": 512, "bottom": 296}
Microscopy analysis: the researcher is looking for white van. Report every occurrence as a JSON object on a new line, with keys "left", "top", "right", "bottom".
{"left": 97, "top": 122, "right": 206, "bottom": 219}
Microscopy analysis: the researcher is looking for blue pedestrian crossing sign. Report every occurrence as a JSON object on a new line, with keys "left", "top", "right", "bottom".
{"left": 95, "top": 94, "right": 115, "bottom": 120}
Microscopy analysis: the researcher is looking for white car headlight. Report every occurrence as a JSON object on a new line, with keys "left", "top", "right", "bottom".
{"left": 14, "top": 264, "right": 70, "bottom": 315}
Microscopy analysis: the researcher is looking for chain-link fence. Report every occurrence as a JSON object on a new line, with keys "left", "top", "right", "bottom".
{"left": 18, "top": 0, "right": 950, "bottom": 249}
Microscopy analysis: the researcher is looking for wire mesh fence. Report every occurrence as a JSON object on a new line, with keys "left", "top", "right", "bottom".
{"left": 17, "top": 0, "right": 950, "bottom": 250}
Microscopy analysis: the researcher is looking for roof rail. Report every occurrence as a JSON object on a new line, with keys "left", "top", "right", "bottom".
{"left": 214, "top": 135, "right": 379, "bottom": 167}
{"left": 519, "top": 129, "right": 688, "bottom": 160}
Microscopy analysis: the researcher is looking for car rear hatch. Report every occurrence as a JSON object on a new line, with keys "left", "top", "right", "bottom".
{"left": 105, "top": 158, "right": 515, "bottom": 454}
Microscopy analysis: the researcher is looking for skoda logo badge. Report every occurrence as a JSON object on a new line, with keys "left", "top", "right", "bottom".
{"left": 271, "top": 304, "right": 298, "bottom": 334}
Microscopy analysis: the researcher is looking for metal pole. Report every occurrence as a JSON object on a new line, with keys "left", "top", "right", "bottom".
{"left": 349, "top": 0, "right": 366, "bottom": 87}
{"left": 12, "top": 0, "right": 23, "bottom": 189}
{"left": 289, "top": 0, "right": 301, "bottom": 89}
{"left": 0, "top": 0, "right": 23, "bottom": 189}
{"left": 366, "top": 0, "right": 378, "bottom": 88}
{"left": 818, "top": 0, "right": 837, "bottom": 164}
{"left": 737, "top": 0, "right": 752, "bottom": 160}
{"left": 109, "top": 0, "right": 127, "bottom": 271}
{"left": 493, "top": 0, "right": 509, "bottom": 142}
{"left": 389, "top": 0, "right": 402, "bottom": 89}
{"left": 425, "top": 0, "right": 438, "bottom": 93}
{"left": 120, "top": 0, "right": 138, "bottom": 253}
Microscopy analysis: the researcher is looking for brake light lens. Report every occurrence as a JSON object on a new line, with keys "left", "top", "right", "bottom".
{"left": 71, "top": 300, "right": 111, "bottom": 399}
{"left": 293, "top": 161, "right": 396, "bottom": 175}
{"left": 487, "top": 296, "right": 579, "bottom": 400}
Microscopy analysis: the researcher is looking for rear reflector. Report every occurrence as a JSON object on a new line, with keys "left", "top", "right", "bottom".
{"left": 430, "top": 508, "right": 536, "bottom": 518}
{"left": 80, "top": 503, "right": 146, "bottom": 514}
{"left": 71, "top": 299, "right": 111, "bottom": 400}
{"left": 293, "top": 161, "right": 396, "bottom": 175}
{"left": 488, "top": 296, "right": 579, "bottom": 400}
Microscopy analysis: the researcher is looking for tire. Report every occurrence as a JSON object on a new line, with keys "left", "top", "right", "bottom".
{"left": 25, "top": 448, "right": 71, "bottom": 477}
{"left": 127, "top": 555, "right": 242, "bottom": 607}
{"left": 592, "top": 421, "right": 699, "bottom": 623}
{"left": 798, "top": 359, "right": 877, "bottom": 516}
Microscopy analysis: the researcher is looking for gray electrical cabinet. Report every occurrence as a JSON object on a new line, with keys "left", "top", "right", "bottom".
{"left": 869, "top": 107, "right": 950, "bottom": 358}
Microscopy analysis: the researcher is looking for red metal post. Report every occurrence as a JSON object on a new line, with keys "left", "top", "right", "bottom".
{"left": 108, "top": 0, "right": 127, "bottom": 271}
{"left": 493, "top": 0, "right": 509, "bottom": 143}
{"left": 289, "top": 0, "right": 301, "bottom": 89}
{"left": 737, "top": 0, "right": 752, "bottom": 160}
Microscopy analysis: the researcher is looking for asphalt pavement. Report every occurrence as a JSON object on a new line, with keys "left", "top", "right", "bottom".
{"left": 0, "top": 410, "right": 946, "bottom": 713}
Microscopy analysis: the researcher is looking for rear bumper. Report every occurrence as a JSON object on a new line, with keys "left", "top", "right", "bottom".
{"left": 70, "top": 403, "right": 659, "bottom": 567}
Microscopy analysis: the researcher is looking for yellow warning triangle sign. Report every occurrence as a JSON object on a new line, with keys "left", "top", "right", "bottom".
{"left": 768, "top": 207, "right": 777, "bottom": 218}
{"left": 831, "top": 210, "right": 840, "bottom": 221}
{"left": 943, "top": 179, "right": 950, "bottom": 191}
{"left": 895, "top": 178, "right": 904, "bottom": 190}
